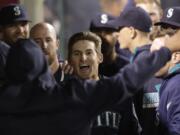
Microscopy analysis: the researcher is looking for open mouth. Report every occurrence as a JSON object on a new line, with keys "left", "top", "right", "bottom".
{"left": 79, "top": 64, "right": 90, "bottom": 71}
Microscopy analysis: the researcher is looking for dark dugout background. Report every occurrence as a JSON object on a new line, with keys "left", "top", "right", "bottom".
{"left": 161, "top": 0, "right": 180, "bottom": 9}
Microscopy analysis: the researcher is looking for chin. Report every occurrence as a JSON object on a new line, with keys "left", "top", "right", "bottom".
{"left": 79, "top": 75, "right": 91, "bottom": 80}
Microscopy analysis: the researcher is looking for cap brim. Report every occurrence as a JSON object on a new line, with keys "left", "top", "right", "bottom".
{"left": 107, "top": 19, "right": 128, "bottom": 30}
{"left": 103, "top": 23, "right": 119, "bottom": 30}
{"left": 90, "top": 22, "right": 119, "bottom": 31}
{"left": 15, "top": 18, "right": 31, "bottom": 22}
{"left": 155, "top": 21, "right": 180, "bottom": 28}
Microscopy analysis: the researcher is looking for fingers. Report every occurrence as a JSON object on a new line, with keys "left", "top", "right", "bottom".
{"left": 150, "top": 36, "right": 167, "bottom": 52}
{"left": 171, "top": 51, "right": 180, "bottom": 64}
{"left": 60, "top": 60, "right": 73, "bottom": 75}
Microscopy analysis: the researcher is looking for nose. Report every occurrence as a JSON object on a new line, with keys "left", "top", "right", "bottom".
{"left": 17, "top": 25, "right": 25, "bottom": 34}
{"left": 80, "top": 53, "right": 87, "bottom": 62}
{"left": 41, "top": 41, "right": 48, "bottom": 50}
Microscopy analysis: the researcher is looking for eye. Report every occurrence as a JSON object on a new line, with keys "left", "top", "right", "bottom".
{"left": 6, "top": 23, "right": 16, "bottom": 28}
{"left": 86, "top": 50, "right": 93, "bottom": 55}
{"left": 34, "top": 39, "right": 41, "bottom": 44}
{"left": 20, "top": 21, "right": 28, "bottom": 27}
{"left": 33, "top": 39, "right": 43, "bottom": 47}
{"left": 46, "top": 37, "right": 53, "bottom": 43}
{"left": 72, "top": 51, "right": 80, "bottom": 56}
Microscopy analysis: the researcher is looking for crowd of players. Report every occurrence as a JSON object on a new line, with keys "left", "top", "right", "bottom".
{"left": 0, "top": 1, "right": 180, "bottom": 135}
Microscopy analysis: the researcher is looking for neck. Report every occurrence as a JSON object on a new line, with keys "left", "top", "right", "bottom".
{"left": 130, "top": 37, "right": 151, "bottom": 53}
{"left": 92, "top": 75, "right": 100, "bottom": 80}
{"left": 49, "top": 58, "right": 60, "bottom": 75}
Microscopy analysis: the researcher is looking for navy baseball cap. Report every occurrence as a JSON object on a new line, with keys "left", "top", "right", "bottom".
{"left": 89, "top": 13, "right": 119, "bottom": 31}
{"left": 0, "top": 4, "right": 30, "bottom": 26}
{"left": 109, "top": 7, "right": 152, "bottom": 32}
{"left": 155, "top": 7, "right": 180, "bottom": 28}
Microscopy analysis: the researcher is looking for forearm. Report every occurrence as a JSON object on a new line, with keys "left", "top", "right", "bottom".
{"left": 121, "top": 47, "right": 171, "bottom": 91}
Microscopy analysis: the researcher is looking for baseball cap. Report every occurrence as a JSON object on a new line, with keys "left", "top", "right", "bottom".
{"left": 6, "top": 39, "right": 46, "bottom": 82}
{"left": 89, "top": 13, "right": 119, "bottom": 31}
{"left": 0, "top": 4, "right": 30, "bottom": 26}
{"left": 155, "top": 7, "right": 180, "bottom": 28}
{"left": 109, "top": 7, "right": 152, "bottom": 32}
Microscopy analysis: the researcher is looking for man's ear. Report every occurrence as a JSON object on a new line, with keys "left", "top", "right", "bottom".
{"left": 129, "top": 26, "right": 137, "bottom": 39}
{"left": 98, "top": 53, "right": 103, "bottom": 63}
{"left": 56, "top": 39, "right": 60, "bottom": 50}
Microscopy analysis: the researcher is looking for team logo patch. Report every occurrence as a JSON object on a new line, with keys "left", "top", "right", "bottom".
{"left": 95, "top": 111, "right": 122, "bottom": 129}
{"left": 143, "top": 92, "right": 159, "bottom": 108}
{"left": 167, "top": 8, "right": 174, "bottom": 18}
{"left": 100, "top": 14, "right": 108, "bottom": 24}
{"left": 14, "top": 6, "right": 21, "bottom": 16}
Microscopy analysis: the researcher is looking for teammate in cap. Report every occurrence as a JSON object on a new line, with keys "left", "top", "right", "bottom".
{"left": 0, "top": 4, "right": 30, "bottom": 46}
{"left": 109, "top": 6, "right": 164, "bottom": 135}
{"left": 90, "top": 13, "right": 129, "bottom": 76}
{"left": 0, "top": 4, "right": 30, "bottom": 86}
{"left": 153, "top": 6, "right": 180, "bottom": 135}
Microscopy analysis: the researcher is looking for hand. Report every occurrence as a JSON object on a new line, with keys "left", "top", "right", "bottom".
{"left": 59, "top": 60, "right": 73, "bottom": 74}
{"left": 171, "top": 52, "right": 180, "bottom": 64}
{"left": 150, "top": 36, "right": 168, "bottom": 52}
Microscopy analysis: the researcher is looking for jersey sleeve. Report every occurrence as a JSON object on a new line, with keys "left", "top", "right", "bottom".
{"left": 73, "top": 47, "right": 171, "bottom": 117}
{"left": 167, "top": 83, "right": 180, "bottom": 135}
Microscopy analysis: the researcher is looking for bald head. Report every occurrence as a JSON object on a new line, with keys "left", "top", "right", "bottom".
{"left": 30, "top": 22, "right": 57, "bottom": 39}
{"left": 30, "top": 22, "right": 59, "bottom": 65}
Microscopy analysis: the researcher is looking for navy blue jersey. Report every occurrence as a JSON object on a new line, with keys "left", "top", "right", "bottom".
{"left": 115, "top": 42, "right": 132, "bottom": 59}
{"left": 93, "top": 53, "right": 139, "bottom": 135}
{"left": 0, "top": 39, "right": 171, "bottom": 135}
{"left": 91, "top": 97, "right": 140, "bottom": 135}
{"left": 0, "top": 41, "right": 9, "bottom": 83}
{"left": 158, "top": 64, "right": 180, "bottom": 135}
{"left": 91, "top": 76, "right": 139, "bottom": 135}
{"left": 99, "top": 54, "right": 129, "bottom": 77}
{"left": 132, "top": 45, "right": 163, "bottom": 135}
{"left": 54, "top": 65, "right": 63, "bottom": 83}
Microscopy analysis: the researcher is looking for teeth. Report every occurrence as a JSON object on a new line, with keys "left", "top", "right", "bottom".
{"left": 79, "top": 65, "right": 89, "bottom": 69}
{"left": 80, "top": 64, "right": 88, "bottom": 66}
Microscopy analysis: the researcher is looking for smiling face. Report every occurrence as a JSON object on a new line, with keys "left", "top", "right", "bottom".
{"left": 1, "top": 21, "right": 29, "bottom": 45}
{"left": 69, "top": 40, "right": 103, "bottom": 80}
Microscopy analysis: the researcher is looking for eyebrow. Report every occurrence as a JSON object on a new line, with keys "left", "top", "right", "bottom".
{"left": 72, "top": 50, "right": 81, "bottom": 53}
{"left": 72, "top": 49, "right": 94, "bottom": 53}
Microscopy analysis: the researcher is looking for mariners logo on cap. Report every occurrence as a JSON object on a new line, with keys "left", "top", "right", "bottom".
{"left": 100, "top": 14, "right": 108, "bottom": 24}
{"left": 14, "top": 6, "right": 21, "bottom": 16}
{"left": 167, "top": 8, "right": 174, "bottom": 18}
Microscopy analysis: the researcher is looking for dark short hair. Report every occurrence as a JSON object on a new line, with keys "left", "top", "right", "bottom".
{"left": 68, "top": 31, "right": 102, "bottom": 59}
